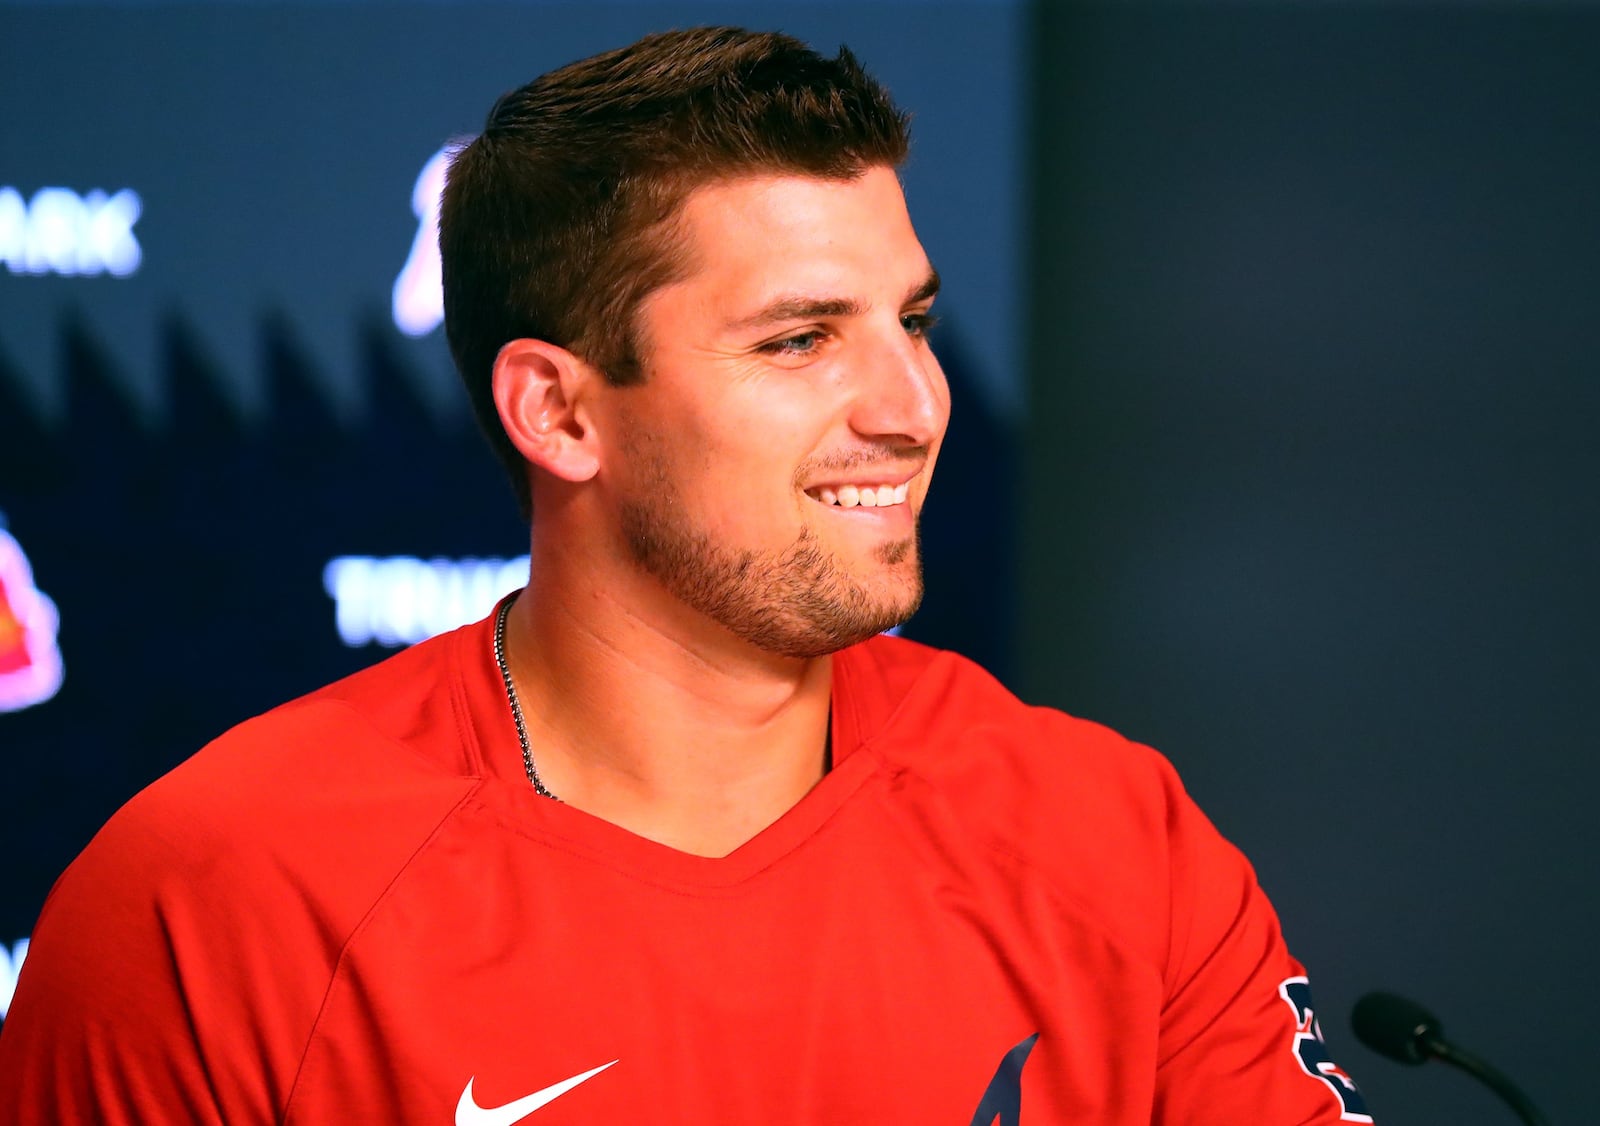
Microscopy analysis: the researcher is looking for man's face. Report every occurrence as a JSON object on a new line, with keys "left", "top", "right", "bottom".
{"left": 597, "top": 166, "right": 949, "bottom": 658}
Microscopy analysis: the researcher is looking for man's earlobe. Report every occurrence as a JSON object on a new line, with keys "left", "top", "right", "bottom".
{"left": 492, "top": 339, "right": 601, "bottom": 483}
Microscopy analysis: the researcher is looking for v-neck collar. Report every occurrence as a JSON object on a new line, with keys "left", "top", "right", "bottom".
{"left": 449, "top": 600, "right": 888, "bottom": 891}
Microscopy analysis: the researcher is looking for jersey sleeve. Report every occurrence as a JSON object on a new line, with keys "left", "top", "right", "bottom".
{"left": 0, "top": 809, "right": 286, "bottom": 1125}
{"left": 1152, "top": 764, "right": 1373, "bottom": 1125}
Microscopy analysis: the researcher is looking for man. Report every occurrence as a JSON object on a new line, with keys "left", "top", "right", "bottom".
{"left": 0, "top": 27, "right": 1370, "bottom": 1124}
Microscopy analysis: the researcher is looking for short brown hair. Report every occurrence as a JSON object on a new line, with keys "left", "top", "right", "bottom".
{"left": 439, "top": 26, "right": 910, "bottom": 518}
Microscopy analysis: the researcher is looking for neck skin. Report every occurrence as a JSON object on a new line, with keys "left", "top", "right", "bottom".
{"left": 499, "top": 517, "right": 834, "bottom": 859}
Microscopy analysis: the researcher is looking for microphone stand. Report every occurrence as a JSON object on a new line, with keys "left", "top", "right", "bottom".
{"left": 1428, "top": 1038, "right": 1549, "bottom": 1126}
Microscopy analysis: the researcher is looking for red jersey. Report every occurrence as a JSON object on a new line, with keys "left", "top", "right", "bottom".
{"left": 0, "top": 613, "right": 1370, "bottom": 1124}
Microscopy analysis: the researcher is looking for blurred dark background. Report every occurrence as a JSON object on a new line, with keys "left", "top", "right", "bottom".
{"left": 1023, "top": 5, "right": 1598, "bottom": 1122}
{"left": 2, "top": 2, "right": 1594, "bottom": 1122}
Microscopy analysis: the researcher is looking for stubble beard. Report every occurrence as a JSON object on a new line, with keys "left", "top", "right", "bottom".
{"left": 619, "top": 472, "right": 924, "bottom": 660}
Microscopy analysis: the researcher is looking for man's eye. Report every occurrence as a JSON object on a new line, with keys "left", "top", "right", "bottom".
{"left": 758, "top": 331, "right": 824, "bottom": 356}
{"left": 902, "top": 312, "right": 940, "bottom": 339}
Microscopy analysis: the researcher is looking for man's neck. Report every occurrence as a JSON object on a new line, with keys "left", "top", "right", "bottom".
{"left": 499, "top": 562, "right": 835, "bottom": 858}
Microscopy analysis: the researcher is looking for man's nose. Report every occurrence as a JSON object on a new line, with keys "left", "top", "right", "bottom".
{"left": 848, "top": 324, "right": 949, "bottom": 448}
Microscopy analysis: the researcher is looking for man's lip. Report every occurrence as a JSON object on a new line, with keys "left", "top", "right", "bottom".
{"left": 800, "top": 467, "right": 922, "bottom": 492}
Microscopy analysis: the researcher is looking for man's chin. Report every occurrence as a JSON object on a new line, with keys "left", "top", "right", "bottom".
{"left": 622, "top": 494, "right": 924, "bottom": 659}
{"left": 874, "top": 535, "right": 918, "bottom": 567}
{"left": 754, "top": 578, "right": 923, "bottom": 660}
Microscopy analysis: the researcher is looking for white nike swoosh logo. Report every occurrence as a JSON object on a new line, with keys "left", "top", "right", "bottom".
{"left": 455, "top": 1060, "right": 618, "bottom": 1126}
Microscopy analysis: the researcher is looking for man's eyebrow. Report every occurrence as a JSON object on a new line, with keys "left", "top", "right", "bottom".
{"left": 906, "top": 267, "right": 941, "bottom": 306}
{"left": 727, "top": 267, "right": 942, "bottom": 333}
{"left": 729, "top": 296, "right": 864, "bottom": 332}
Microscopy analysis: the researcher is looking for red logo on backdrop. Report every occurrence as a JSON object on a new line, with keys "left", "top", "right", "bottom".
{"left": 0, "top": 527, "right": 63, "bottom": 713}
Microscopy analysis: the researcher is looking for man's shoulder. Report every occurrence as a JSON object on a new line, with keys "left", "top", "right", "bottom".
{"left": 6, "top": 628, "right": 494, "bottom": 1120}
{"left": 842, "top": 635, "right": 1195, "bottom": 953}
{"left": 208, "top": 612, "right": 483, "bottom": 779}
{"left": 51, "top": 626, "right": 485, "bottom": 938}
{"left": 841, "top": 633, "right": 1176, "bottom": 796}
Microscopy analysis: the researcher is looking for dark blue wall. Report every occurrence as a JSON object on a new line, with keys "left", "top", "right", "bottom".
{"left": 1023, "top": 6, "right": 1598, "bottom": 1123}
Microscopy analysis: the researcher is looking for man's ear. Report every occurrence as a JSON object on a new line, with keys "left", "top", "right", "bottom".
{"left": 492, "top": 338, "right": 601, "bottom": 483}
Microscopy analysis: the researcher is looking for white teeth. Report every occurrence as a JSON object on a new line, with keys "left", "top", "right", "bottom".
{"left": 808, "top": 482, "right": 913, "bottom": 507}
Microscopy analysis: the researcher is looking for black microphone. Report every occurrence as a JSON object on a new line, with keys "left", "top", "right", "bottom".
{"left": 1351, "top": 991, "right": 1550, "bottom": 1126}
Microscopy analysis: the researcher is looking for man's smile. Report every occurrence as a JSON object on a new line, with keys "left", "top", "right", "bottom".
{"left": 804, "top": 482, "right": 911, "bottom": 508}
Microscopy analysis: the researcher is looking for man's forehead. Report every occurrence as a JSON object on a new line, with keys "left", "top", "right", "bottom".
{"left": 665, "top": 168, "right": 933, "bottom": 310}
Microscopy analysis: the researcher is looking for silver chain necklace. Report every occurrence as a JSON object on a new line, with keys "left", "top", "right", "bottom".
{"left": 492, "top": 597, "right": 560, "bottom": 801}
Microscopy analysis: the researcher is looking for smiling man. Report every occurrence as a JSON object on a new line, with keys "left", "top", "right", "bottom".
{"left": 475, "top": 159, "right": 947, "bottom": 857}
{"left": 0, "top": 27, "right": 1368, "bottom": 1125}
